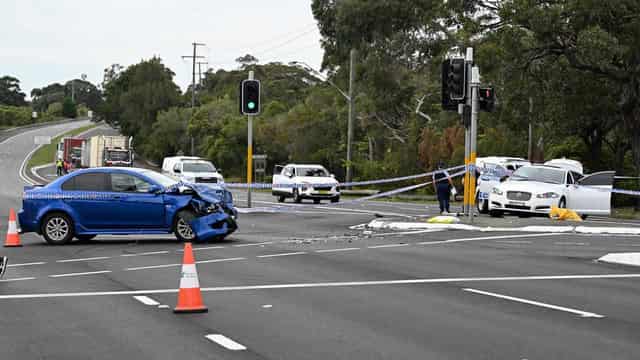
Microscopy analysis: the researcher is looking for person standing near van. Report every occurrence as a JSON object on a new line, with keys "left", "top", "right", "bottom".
{"left": 433, "top": 162, "right": 454, "bottom": 214}
{"left": 56, "top": 158, "right": 64, "bottom": 176}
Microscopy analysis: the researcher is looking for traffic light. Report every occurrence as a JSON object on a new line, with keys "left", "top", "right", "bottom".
{"left": 447, "top": 58, "right": 466, "bottom": 101}
{"left": 441, "top": 60, "right": 457, "bottom": 111}
{"left": 479, "top": 86, "right": 495, "bottom": 112}
{"left": 240, "top": 79, "right": 261, "bottom": 115}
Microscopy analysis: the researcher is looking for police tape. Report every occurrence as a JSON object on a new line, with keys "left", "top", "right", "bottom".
{"left": 222, "top": 164, "right": 466, "bottom": 190}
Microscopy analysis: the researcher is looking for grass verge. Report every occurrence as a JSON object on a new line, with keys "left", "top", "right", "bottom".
{"left": 27, "top": 124, "right": 98, "bottom": 168}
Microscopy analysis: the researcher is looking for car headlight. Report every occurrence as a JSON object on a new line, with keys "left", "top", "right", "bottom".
{"left": 536, "top": 192, "right": 559, "bottom": 199}
{"left": 491, "top": 187, "right": 503, "bottom": 196}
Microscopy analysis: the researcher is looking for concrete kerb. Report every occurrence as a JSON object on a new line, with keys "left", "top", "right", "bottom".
{"left": 365, "top": 219, "right": 640, "bottom": 236}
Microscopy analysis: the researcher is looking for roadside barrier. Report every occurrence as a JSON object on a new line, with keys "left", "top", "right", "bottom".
{"left": 4, "top": 209, "right": 22, "bottom": 247}
{"left": 174, "top": 242, "right": 207, "bottom": 313}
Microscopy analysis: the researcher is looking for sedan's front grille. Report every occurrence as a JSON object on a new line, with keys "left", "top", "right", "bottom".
{"left": 196, "top": 177, "right": 218, "bottom": 183}
{"left": 506, "top": 191, "right": 531, "bottom": 201}
{"left": 314, "top": 186, "right": 332, "bottom": 191}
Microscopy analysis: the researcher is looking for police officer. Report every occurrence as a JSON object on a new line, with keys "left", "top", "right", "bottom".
{"left": 56, "top": 158, "right": 63, "bottom": 176}
{"left": 433, "top": 161, "right": 454, "bottom": 214}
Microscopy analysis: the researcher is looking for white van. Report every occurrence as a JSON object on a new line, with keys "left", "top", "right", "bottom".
{"left": 272, "top": 164, "right": 340, "bottom": 203}
{"left": 162, "top": 156, "right": 224, "bottom": 184}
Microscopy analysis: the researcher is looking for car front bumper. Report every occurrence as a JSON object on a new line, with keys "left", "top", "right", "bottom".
{"left": 189, "top": 212, "right": 237, "bottom": 241}
{"left": 489, "top": 194, "right": 559, "bottom": 214}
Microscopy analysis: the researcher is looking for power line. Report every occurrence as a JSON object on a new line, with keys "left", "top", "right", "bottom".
{"left": 252, "top": 28, "right": 317, "bottom": 56}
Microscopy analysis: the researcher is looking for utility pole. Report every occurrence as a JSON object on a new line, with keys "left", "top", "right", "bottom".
{"left": 528, "top": 97, "right": 533, "bottom": 161}
{"left": 182, "top": 42, "right": 206, "bottom": 156}
{"left": 346, "top": 48, "right": 356, "bottom": 185}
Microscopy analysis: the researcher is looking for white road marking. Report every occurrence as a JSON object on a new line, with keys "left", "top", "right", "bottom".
{"left": 133, "top": 295, "right": 160, "bottom": 306}
{"left": 372, "top": 229, "right": 442, "bottom": 237}
{"left": 494, "top": 240, "right": 533, "bottom": 244}
{"left": 56, "top": 256, "right": 111, "bottom": 263}
{"left": 616, "top": 244, "right": 640, "bottom": 247}
{"left": 3, "top": 273, "right": 640, "bottom": 299}
{"left": 315, "top": 247, "right": 361, "bottom": 253}
{"left": 262, "top": 304, "right": 273, "bottom": 308}
{"left": 125, "top": 263, "right": 181, "bottom": 271}
{"left": 233, "top": 242, "right": 274, "bottom": 247}
{"left": 158, "top": 305, "right": 170, "bottom": 309}
{"left": 197, "top": 257, "right": 246, "bottom": 264}
{"left": 7, "top": 261, "right": 46, "bottom": 267}
{"left": 462, "top": 288, "right": 604, "bottom": 318}
{"left": 367, "top": 243, "right": 409, "bottom": 249}
{"left": 418, "top": 233, "right": 563, "bottom": 245}
{"left": 188, "top": 246, "right": 224, "bottom": 252}
{"left": 554, "top": 242, "right": 588, "bottom": 246}
{"left": 121, "top": 251, "right": 170, "bottom": 257}
{"left": 257, "top": 252, "right": 307, "bottom": 258}
{"left": 49, "top": 270, "right": 112, "bottom": 278}
{"left": 0, "top": 277, "right": 36, "bottom": 282}
{"left": 205, "top": 334, "right": 247, "bottom": 351}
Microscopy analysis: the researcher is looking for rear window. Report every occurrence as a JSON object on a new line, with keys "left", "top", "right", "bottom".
{"left": 62, "top": 173, "right": 109, "bottom": 191}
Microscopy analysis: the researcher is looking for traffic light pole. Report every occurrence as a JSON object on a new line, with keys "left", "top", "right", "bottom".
{"left": 247, "top": 70, "right": 254, "bottom": 208}
{"left": 463, "top": 48, "right": 473, "bottom": 217}
{"left": 468, "top": 66, "right": 480, "bottom": 223}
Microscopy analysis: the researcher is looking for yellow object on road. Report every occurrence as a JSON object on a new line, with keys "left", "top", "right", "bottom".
{"left": 427, "top": 215, "right": 460, "bottom": 224}
{"left": 549, "top": 206, "right": 583, "bottom": 222}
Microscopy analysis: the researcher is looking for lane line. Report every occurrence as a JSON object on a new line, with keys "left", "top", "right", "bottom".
{"left": 462, "top": 288, "right": 604, "bottom": 318}
{"left": 367, "top": 243, "right": 409, "bottom": 249}
{"left": 121, "top": 251, "right": 170, "bottom": 257}
{"left": 56, "top": 256, "right": 111, "bottom": 263}
{"left": 233, "top": 242, "right": 274, "bottom": 247}
{"left": 133, "top": 295, "right": 160, "bottom": 306}
{"left": 0, "top": 277, "right": 36, "bottom": 282}
{"left": 49, "top": 270, "right": 112, "bottom": 278}
{"left": 197, "top": 257, "right": 246, "bottom": 264}
{"left": 555, "top": 242, "right": 588, "bottom": 246}
{"left": 188, "top": 246, "right": 224, "bottom": 252}
{"left": 418, "top": 233, "right": 563, "bottom": 245}
{"left": 315, "top": 247, "right": 361, "bottom": 253}
{"left": 494, "top": 240, "right": 532, "bottom": 244}
{"left": 205, "top": 334, "right": 247, "bottom": 351}
{"left": 125, "top": 263, "right": 181, "bottom": 271}
{"left": 257, "top": 252, "right": 307, "bottom": 258}
{"left": 7, "top": 262, "right": 47, "bottom": 267}
{"left": 3, "top": 273, "right": 640, "bottom": 299}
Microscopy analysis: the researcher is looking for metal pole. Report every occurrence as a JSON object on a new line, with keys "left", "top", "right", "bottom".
{"left": 469, "top": 66, "right": 480, "bottom": 223}
{"left": 247, "top": 70, "right": 254, "bottom": 208}
{"left": 346, "top": 48, "right": 356, "bottom": 185}
{"left": 463, "top": 47, "right": 473, "bottom": 216}
{"left": 528, "top": 97, "right": 533, "bottom": 161}
{"left": 71, "top": 79, "right": 75, "bottom": 103}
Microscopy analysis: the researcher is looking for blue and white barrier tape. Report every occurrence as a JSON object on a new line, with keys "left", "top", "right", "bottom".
{"left": 223, "top": 164, "right": 465, "bottom": 190}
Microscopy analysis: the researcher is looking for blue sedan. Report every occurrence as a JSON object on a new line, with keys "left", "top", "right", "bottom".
{"left": 18, "top": 167, "right": 238, "bottom": 245}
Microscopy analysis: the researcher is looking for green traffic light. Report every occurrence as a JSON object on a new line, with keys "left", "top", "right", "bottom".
{"left": 248, "top": 101, "right": 255, "bottom": 110}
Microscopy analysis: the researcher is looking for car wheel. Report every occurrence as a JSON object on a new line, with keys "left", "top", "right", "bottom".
{"left": 558, "top": 197, "right": 567, "bottom": 209}
{"left": 277, "top": 195, "right": 285, "bottom": 203}
{"left": 489, "top": 210, "right": 503, "bottom": 218}
{"left": 174, "top": 210, "right": 197, "bottom": 242}
{"left": 331, "top": 196, "right": 340, "bottom": 203}
{"left": 293, "top": 189, "right": 302, "bottom": 203}
{"left": 76, "top": 234, "right": 97, "bottom": 242}
{"left": 41, "top": 212, "right": 74, "bottom": 245}
{"left": 476, "top": 196, "right": 488, "bottom": 214}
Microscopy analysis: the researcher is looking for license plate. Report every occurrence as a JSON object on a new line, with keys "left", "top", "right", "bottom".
{"left": 316, "top": 190, "right": 329, "bottom": 194}
{"left": 509, "top": 201, "right": 525, "bottom": 206}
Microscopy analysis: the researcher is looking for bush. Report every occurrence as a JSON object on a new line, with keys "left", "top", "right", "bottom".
{"left": 47, "top": 102, "right": 63, "bottom": 117}
{"left": 0, "top": 105, "right": 32, "bottom": 127}
{"left": 62, "top": 97, "right": 77, "bottom": 118}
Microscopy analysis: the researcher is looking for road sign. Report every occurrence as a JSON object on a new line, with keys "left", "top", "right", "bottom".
{"left": 88, "top": 110, "right": 93, "bottom": 118}
{"left": 32, "top": 111, "right": 38, "bottom": 119}
{"left": 34, "top": 136, "right": 51, "bottom": 145}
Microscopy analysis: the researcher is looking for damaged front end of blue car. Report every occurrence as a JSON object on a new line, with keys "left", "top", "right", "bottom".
{"left": 167, "top": 182, "right": 238, "bottom": 242}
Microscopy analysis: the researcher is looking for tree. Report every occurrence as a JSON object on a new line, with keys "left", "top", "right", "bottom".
{"left": 62, "top": 97, "right": 77, "bottom": 118}
{"left": 235, "top": 54, "right": 259, "bottom": 68}
{"left": 0, "top": 76, "right": 27, "bottom": 106}
{"left": 144, "top": 107, "right": 191, "bottom": 162}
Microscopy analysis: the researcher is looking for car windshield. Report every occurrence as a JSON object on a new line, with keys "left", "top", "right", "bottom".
{"left": 139, "top": 170, "right": 178, "bottom": 188}
{"left": 481, "top": 164, "right": 509, "bottom": 178}
{"left": 296, "top": 167, "right": 329, "bottom": 177}
{"left": 183, "top": 162, "right": 216, "bottom": 172}
{"left": 106, "top": 150, "right": 130, "bottom": 162}
{"left": 510, "top": 167, "right": 565, "bottom": 184}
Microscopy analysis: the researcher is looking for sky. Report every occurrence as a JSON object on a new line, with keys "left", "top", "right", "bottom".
{"left": 1, "top": 0, "right": 324, "bottom": 98}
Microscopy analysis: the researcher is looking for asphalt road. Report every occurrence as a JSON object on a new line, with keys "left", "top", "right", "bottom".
{"left": 2, "top": 122, "right": 640, "bottom": 359}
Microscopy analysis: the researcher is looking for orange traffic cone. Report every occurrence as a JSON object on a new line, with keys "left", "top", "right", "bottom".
{"left": 4, "top": 209, "right": 22, "bottom": 247}
{"left": 174, "top": 242, "right": 207, "bottom": 313}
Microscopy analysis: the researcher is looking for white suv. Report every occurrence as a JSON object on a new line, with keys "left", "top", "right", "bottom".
{"left": 162, "top": 156, "right": 224, "bottom": 184}
{"left": 272, "top": 164, "right": 340, "bottom": 204}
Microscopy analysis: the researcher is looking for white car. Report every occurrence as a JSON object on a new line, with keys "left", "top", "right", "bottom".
{"left": 475, "top": 158, "right": 531, "bottom": 213}
{"left": 272, "top": 164, "right": 340, "bottom": 204}
{"left": 162, "top": 156, "right": 224, "bottom": 184}
{"left": 488, "top": 165, "right": 614, "bottom": 217}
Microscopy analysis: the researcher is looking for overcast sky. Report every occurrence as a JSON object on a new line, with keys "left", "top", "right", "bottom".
{"left": 1, "top": 0, "right": 324, "bottom": 97}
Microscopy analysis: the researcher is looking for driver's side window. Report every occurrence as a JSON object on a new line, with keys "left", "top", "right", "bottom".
{"left": 284, "top": 167, "right": 294, "bottom": 177}
{"left": 566, "top": 172, "right": 574, "bottom": 185}
{"left": 173, "top": 163, "right": 181, "bottom": 173}
{"left": 111, "top": 173, "right": 153, "bottom": 193}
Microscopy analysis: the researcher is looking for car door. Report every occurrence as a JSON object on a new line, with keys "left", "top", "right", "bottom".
{"left": 62, "top": 172, "right": 117, "bottom": 229}
{"left": 568, "top": 171, "right": 615, "bottom": 215}
{"left": 107, "top": 172, "right": 166, "bottom": 228}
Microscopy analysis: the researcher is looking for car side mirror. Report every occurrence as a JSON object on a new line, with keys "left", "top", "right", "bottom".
{"left": 148, "top": 185, "right": 163, "bottom": 194}
{"left": 174, "top": 169, "right": 181, "bottom": 174}
{"left": 500, "top": 176, "right": 508, "bottom": 182}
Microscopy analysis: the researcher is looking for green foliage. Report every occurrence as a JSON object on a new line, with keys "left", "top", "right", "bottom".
{"left": 0, "top": 105, "right": 31, "bottom": 127}
{"left": 46, "top": 102, "right": 63, "bottom": 117}
{"left": 0, "top": 76, "right": 27, "bottom": 106}
{"left": 62, "top": 97, "right": 77, "bottom": 118}
{"left": 144, "top": 107, "right": 191, "bottom": 163}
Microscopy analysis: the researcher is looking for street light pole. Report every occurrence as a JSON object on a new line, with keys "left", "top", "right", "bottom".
{"left": 346, "top": 49, "right": 356, "bottom": 185}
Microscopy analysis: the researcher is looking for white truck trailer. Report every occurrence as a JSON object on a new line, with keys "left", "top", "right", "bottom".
{"left": 81, "top": 135, "right": 133, "bottom": 167}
